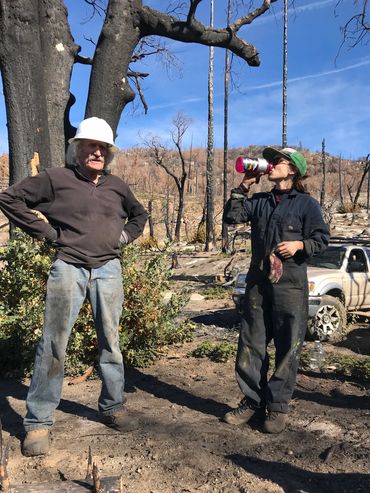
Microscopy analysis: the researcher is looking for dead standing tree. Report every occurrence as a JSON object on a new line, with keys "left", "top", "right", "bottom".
{"left": 320, "top": 138, "right": 327, "bottom": 207}
{"left": 221, "top": 0, "right": 232, "bottom": 252}
{"left": 350, "top": 153, "right": 370, "bottom": 225}
{"left": 205, "top": 0, "right": 216, "bottom": 252}
{"left": 144, "top": 114, "right": 191, "bottom": 243}
{"left": 0, "top": 0, "right": 277, "bottom": 184}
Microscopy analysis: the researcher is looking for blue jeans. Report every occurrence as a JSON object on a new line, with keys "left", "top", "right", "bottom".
{"left": 24, "top": 258, "right": 125, "bottom": 431}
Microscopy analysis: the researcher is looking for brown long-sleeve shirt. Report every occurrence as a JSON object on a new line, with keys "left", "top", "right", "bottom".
{"left": 0, "top": 165, "right": 148, "bottom": 268}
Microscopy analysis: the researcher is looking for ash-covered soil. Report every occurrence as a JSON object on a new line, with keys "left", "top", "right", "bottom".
{"left": 1, "top": 293, "right": 370, "bottom": 493}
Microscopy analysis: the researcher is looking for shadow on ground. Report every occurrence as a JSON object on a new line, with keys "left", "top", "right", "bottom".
{"left": 0, "top": 379, "right": 99, "bottom": 439}
{"left": 337, "top": 324, "right": 370, "bottom": 356}
{"left": 126, "top": 366, "right": 230, "bottom": 419}
{"left": 228, "top": 453, "right": 370, "bottom": 493}
{"left": 188, "top": 308, "right": 240, "bottom": 329}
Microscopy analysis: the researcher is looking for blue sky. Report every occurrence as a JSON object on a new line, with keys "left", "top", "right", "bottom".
{"left": 0, "top": 0, "right": 369, "bottom": 159}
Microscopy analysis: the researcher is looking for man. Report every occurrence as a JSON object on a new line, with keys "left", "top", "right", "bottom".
{"left": 223, "top": 147, "right": 329, "bottom": 433}
{"left": 0, "top": 117, "right": 147, "bottom": 456}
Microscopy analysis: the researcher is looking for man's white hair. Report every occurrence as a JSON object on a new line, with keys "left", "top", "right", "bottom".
{"left": 65, "top": 140, "right": 116, "bottom": 168}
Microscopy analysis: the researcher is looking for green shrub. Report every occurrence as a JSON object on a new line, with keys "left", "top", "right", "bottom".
{"left": 119, "top": 244, "right": 194, "bottom": 366}
{"left": 189, "top": 340, "right": 236, "bottom": 362}
{"left": 203, "top": 286, "right": 231, "bottom": 300}
{"left": 189, "top": 343, "right": 370, "bottom": 381}
{"left": 0, "top": 233, "right": 193, "bottom": 376}
{"left": 300, "top": 350, "right": 370, "bottom": 381}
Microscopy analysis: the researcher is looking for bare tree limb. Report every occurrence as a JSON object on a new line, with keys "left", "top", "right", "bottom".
{"left": 83, "top": 0, "right": 106, "bottom": 18}
{"left": 76, "top": 54, "right": 93, "bottom": 65}
{"left": 138, "top": 2, "right": 277, "bottom": 66}
{"left": 230, "top": 0, "right": 277, "bottom": 32}
{"left": 129, "top": 74, "right": 149, "bottom": 114}
{"left": 337, "top": 0, "right": 369, "bottom": 50}
{"left": 187, "top": 0, "right": 203, "bottom": 25}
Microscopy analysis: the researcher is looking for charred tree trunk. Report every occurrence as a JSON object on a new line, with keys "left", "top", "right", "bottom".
{"left": 0, "top": 0, "right": 78, "bottom": 181}
{"left": 222, "top": 0, "right": 231, "bottom": 254}
{"left": 338, "top": 154, "right": 344, "bottom": 208}
{"left": 196, "top": 193, "right": 207, "bottom": 243}
{"left": 174, "top": 179, "right": 186, "bottom": 243}
{"left": 352, "top": 155, "right": 370, "bottom": 214}
{"left": 320, "top": 138, "right": 326, "bottom": 207}
{"left": 282, "top": 0, "right": 288, "bottom": 147}
{"left": 85, "top": 1, "right": 138, "bottom": 130}
{"left": 0, "top": 0, "right": 271, "bottom": 185}
{"left": 205, "top": 0, "right": 216, "bottom": 252}
{"left": 164, "top": 187, "right": 173, "bottom": 242}
{"left": 148, "top": 198, "right": 154, "bottom": 238}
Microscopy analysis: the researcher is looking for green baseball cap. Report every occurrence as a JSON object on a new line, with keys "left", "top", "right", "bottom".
{"left": 262, "top": 147, "right": 307, "bottom": 177}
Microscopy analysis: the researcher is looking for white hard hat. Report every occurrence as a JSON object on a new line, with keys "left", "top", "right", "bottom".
{"left": 69, "top": 117, "right": 118, "bottom": 150}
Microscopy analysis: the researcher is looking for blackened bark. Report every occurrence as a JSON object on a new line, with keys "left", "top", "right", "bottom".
{"left": 38, "top": 0, "right": 79, "bottom": 159}
{"left": 164, "top": 188, "right": 173, "bottom": 242}
{"left": 320, "top": 138, "right": 326, "bottom": 207}
{"left": 85, "top": 0, "right": 140, "bottom": 131}
{"left": 222, "top": 0, "right": 231, "bottom": 253}
{"left": 148, "top": 198, "right": 154, "bottom": 237}
{"left": 0, "top": 0, "right": 274, "bottom": 184}
{"left": 0, "top": 0, "right": 50, "bottom": 182}
{"left": 174, "top": 177, "right": 186, "bottom": 242}
{"left": 205, "top": 0, "right": 215, "bottom": 252}
{"left": 338, "top": 155, "right": 344, "bottom": 208}
{"left": 0, "top": 0, "right": 78, "bottom": 181}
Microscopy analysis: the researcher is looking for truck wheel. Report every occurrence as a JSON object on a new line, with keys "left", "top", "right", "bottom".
{"left": 308, "top": 295, "right": 347, "bottom": 343}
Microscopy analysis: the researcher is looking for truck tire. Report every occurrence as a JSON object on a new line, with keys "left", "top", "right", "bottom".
{"left": 307, "top": 295, "right": 347, "bottom": 343}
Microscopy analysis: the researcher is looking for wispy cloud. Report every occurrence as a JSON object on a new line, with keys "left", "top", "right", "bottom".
{"left": 223, "top": 73, "right": 370, "bottom": 158}
{"left": 238, "top": 59, "right": 370, "bottom": 90}
{"left": 150, "top": 97, "right": 203, "bottom": 111}
{"left": 256, "top": 0, "right": 348, "bottom": 24}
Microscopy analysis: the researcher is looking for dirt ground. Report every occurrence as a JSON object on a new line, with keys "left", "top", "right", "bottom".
{"left": 1, "top": 251, "right": 370, "bottom": 493}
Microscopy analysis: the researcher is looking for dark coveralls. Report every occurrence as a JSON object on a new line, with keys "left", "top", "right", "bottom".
{"left": 223, "top": 187, "right": 329, "bottom": 413}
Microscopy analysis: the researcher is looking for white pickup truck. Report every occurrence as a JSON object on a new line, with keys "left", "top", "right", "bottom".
{"left": 232, "top": 238, "right": 370, "bottom": 342}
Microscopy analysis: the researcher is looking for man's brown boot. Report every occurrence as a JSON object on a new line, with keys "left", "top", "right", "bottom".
{"left": 22, "top": 429, "right": 50, "bottom": 457}
{"left": 263, "top": 411, "right": 288, "bottom": 434}
{"left": 223, "top": 397, "right": 262, "bottom": 426}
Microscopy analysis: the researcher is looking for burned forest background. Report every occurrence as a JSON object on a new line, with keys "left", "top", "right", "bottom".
{"left": 0, "top": 144, "right": 370, "bottom": 247}
{"left": 111, "top": 143, "right": 370, "bottom": 246}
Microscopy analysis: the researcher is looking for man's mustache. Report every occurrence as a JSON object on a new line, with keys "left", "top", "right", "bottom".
{"left": 88, "top": 156, "right": 104, "bottom": 163}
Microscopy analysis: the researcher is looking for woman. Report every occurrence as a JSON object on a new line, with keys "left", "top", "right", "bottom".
{"left": 223, "top": 147, "right": 330, "bottom": 433}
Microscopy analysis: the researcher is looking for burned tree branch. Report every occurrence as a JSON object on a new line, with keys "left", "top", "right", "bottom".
{"left": 230, "top": 0, "right": 278, "bottom": 32}
{"left": 129, "top": 73, "right": 149, "bottom": 114}
{"left": 138, "top": 3, "right": 269, "bottom": 66}
{"left": 187, "top": 0, "right": 202, "bottom": 25}
{"left": 75, "top": 54, "right": 93, "bottom": 65}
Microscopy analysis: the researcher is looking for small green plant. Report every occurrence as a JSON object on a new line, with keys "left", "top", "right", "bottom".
{"left": 300, "top": 349, "right": 370, "bottom": 381}
{"left": 203, "top": 286, "right": 231, "bottom": 300}
{"left": 0, "top": 232, "right": 193, "bottom": 376}
{"left": 189, "top": 340, "right": 236, "bottom": 362}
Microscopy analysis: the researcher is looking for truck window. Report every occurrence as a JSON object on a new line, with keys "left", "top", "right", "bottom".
{"left": 366, "top": 248, "right": 370, "bottom": 266}
{"left": 347, "top": 249, "right": 368, "bottom": 273}
{"left": 307, "top": 247, "right": 346, "bottom": 269}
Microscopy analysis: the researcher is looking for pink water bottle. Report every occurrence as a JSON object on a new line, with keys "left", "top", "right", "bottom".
{"left": 235, "top": 156, "right": 273, "bottom": 177}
